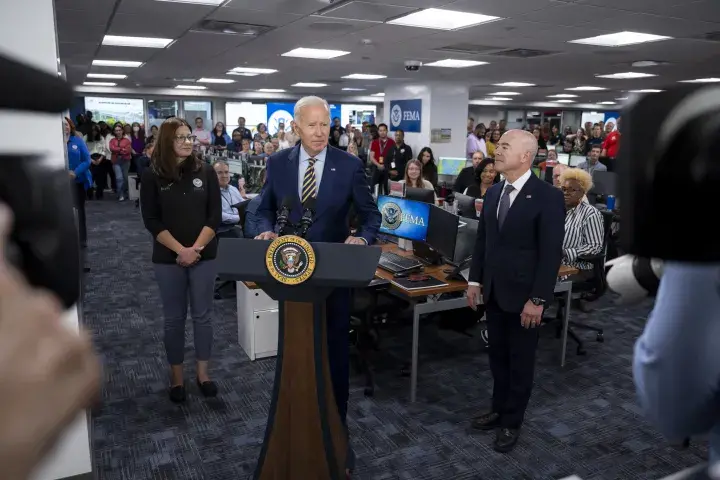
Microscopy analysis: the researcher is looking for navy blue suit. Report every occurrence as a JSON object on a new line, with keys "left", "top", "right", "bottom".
{"left": 257, "top": 144, "right": 381, "bottom": 421}
{"left": 470, "top": 172, "right": 565, "bottom": 427}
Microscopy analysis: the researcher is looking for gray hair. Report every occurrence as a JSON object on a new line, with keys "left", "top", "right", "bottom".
{"left": 213, "top": 159, "right": 229, "bottom": 169}
{"left": 294, "top": 96, "right": 330, "bottom": 122}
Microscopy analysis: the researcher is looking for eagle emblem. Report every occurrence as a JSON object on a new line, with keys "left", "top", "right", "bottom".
{"left": 279, "top": 246, "right": 304, "bottom": 274}
{"left": 381, "top": 201, "right": 402, "bottom": 231}
{"left": 265, "top": 235, "right": 316, "bottom": 285}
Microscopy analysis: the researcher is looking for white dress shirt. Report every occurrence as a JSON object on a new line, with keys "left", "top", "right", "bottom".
{"left": 298, "top": 145, "right": 327, "bottom": 200}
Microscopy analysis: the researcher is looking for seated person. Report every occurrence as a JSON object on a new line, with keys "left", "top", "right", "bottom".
{"left": 464, "top": 158, "right": 500, "bottom": 198}
{"left": 558, "top": 168, "right": 604, "bottom": 282}
{"left": 551, "top": 163, "right": 568, "bottom": 188}
{"left": 226, "top": 131, "right": 245, "bottom": 153}
{"left": 577, "top": 145, "right": 607, "bottom": 175}
{"left": 453, "top": 151, "right": 484, "bottom": 194}
{"left": 537, "top": 149, "right": 559, "bottom": 173}
{"left": 399, "top": 159, "right": 438, "bottom": 204}
{"left": 243, "top": 193, "right": 264, "bottom": 239}
{"left": 213, "top": 160, "right": 244, "bottom": 237}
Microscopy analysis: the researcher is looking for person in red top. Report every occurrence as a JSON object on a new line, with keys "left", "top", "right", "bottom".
{"left": 369, "top": 123, "right": 396, "bottom": 195}
{"left": 601, "top": 118, "right": 621, "bottom": 172}
{"left": 109, "top": 123, "right": 133, "bottom": 201}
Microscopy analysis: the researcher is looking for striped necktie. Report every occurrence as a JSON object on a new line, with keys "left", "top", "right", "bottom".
{"left": 301, "top": 158, "right": 317, "bottom": 204}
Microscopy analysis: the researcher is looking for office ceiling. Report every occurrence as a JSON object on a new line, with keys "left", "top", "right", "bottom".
{"left": 56, "top": 0, "right": 720, "bottom": 105}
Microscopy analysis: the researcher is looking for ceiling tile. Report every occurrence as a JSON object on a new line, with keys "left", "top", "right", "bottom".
{"left": 59, "top": 41, "right": 98, "bottom": 57}
{"left": 579, "top": 12, "right": 720, "bottom": 37}
{"left": 317, "top": 1, "right": 416, "bottom": 22}
{"left": 447, "top": 0, "right": 559, "bottom": 18}
{"left": 56, "top": 7, "right": 112, "bottom": 28}
{"left": 117, "top": 0, "right": 215, "bottom": 17}
{"left": 358, "top": 0, "right": 449, "bottom": 7}
{"left": 55, "top": 0, "right": 113, "bottom": 11}
{"left": 96, "top": 45, "right": 160, "bottom": 62}
{"left": 574, "top": 0, "right": 701, "bottom": 15}
{"left": 108, "top": 12, "right": 197, "bottom": 38}
{"left": 222, "top": 0, "right": 332, "bottom": 15}
{"left": 208, "top": 7, "right": 303, "bottom": 27}
{"left": 57, "top": 24, "right": 106, "bottom": 43}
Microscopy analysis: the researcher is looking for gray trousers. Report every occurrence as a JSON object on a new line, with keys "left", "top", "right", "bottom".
{"left": 153, "top": 259, "right": 217, "bottom": 365}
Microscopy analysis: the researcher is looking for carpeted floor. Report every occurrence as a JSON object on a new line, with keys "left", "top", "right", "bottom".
{"left": 82, "top": 198, "right": 706, "bottom": 480}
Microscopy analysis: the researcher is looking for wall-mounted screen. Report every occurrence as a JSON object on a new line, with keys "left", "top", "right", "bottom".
{"left": 84, "top": 97, "right": 144, "bottom": 125}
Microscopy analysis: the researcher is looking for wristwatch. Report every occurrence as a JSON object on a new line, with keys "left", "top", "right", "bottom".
{"left": 530, "top": 297, "right": 546, "bottom": 306}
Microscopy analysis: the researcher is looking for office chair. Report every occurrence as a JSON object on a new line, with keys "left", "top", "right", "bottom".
{"left": 554, "top": 210, "right": 616, "bottom": 355}
{"left": 214, "top": 200, "right": 250, "bottom": 299}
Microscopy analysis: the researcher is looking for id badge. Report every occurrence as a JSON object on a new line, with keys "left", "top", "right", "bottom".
{"left": 390, "top": 162, "right": 396, "bottom": 169}
{"left": 379, "top": 156, "right": 384, "bottom": 165}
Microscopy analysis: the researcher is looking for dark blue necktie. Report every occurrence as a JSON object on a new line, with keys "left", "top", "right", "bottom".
{"left": 497, "top": 183, "right": 515, "bottom": 229}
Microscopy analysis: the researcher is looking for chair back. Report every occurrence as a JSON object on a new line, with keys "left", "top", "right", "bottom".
{"left": 583, "top": 210, "right": 616, "bottom": 300}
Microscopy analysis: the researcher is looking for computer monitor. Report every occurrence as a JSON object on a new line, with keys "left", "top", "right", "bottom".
{"left": 436, "top": 157, "right": 467, "bottom": 176}
{"left": 454, "top": 192, "right": 477, "bottom": 219}
{"left": 556, "top": 153, "right": 570, "bottom": 165}
{"left": 569, "top": 154, "right": 585, "bottom": 167}
{"left": 377, "top": 195, "right": 431, "bottom": 242}
{"left": 425, "top": 205, "right": 459, "bottom": 260}
{"left": 453, "top": 217, "right": 479, "bottom": 265}
{"left": 590, "top": 171, "right": 618, "bottom": 197}
{"left": 406, "top": 186, "right": 435, "bottom": 204}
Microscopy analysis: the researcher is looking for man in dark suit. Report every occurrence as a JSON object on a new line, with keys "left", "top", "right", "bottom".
{"left": 255, "top": 96, "right": 381, "bottom": 476}
{"left": 467, "top": 129, "right": 565, "bottom": 453}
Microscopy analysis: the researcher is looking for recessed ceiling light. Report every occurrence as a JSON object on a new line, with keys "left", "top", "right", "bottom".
{"left": 292, "top": 82, "right": 328, "bottom": 87}
{"left": 492, "top": 82, "right": 535, "bottom": 87}
{"left": 228, "top": 67, "right": 277, "bottom": 74}
{"left": 565, "top": 86, "right": 607, "bottom": 91}
{"left": 487, "top": 91, "right": 521, "bottom": 96}
{"left": 154, "top": 0, "right": 226, "bottom": 5}
{"left": 197, "top": 78, "right": 235, "bottom": 83}
{"left": 679, "top": 78, "right": 720, "bottom": 83}
{"left": 486, "top": 97, "right": 512, "bottom": 101}
{"left": 342, "top": 88, "right": 366, "bottom": 91}
{"left": 342, "top": 73, "right": 387, "bottom": 79}
{"left": 282, "top": 48, "right": 350, "bottom": 59}
{"left": 92, "top": 59, "right": 143, "bottom": 67}
{"left": 595, "top": 72, "right": 657, "bottom": 79}
{"left": 102, "top": 35, "right": 173, "bottom": 48}
{"left": 632, "top": 60, "right": 663, "bottom": 67}
{"left": 175, "top": 85, "right": 207, "bottom": 90}
{"left": 371, "top": 93, "right": 385, "bottom": 97}
{"left": 83, "top": 81, "right": 116, "bottom": 86}
{"left": 257, "top": 88, "right": 285, "bottom": 93}
{"left": 425, "top": 59, "right": 488, "bottom": 68}
{"left": 554, "top": 100, "right": 576, "bottom": 103}
{"left": 387, "top": 8, "right": 501, "bottom": 31}
{"left": 227, "top": 72, "right": 259, "bottom": 77}
{"left": 616, "top": 97, "right": 629, "bottom": 100}
{"left": 87, "top": 73, "right": 127, "bottom": 79}
{"left": 569, "top": 31, "right": 672, "bottom": 47}
{"left": 547, "top": 94, "right": 578, "bottom": 98}
{"left": 628, "top": 89, "right": 663, "bottom": 93}
{"left": 598, "top": 101, "right": 617, "bottom": 105}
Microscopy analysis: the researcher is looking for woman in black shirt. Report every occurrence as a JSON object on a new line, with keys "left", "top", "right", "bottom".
{"left": 418, "top": 147, "right": 438, "bottom": 188}
{"left": 464, "top": 158, "right": 500, "bottom": 198}
{"left": 140, "top": 118, "right": 222, "bottom": 403}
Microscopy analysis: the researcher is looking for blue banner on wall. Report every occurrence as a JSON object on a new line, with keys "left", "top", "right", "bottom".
{"left": 389, "top": 99, "right": 422, "bottom": 133}
{"left": 604, "top": 111, "right": 620, "bottom": 128}
{"left": 267, "top": 102, "right": 341, "bottom": 135}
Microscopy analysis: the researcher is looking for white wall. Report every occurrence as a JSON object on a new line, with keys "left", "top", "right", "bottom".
{"left": 428, "top": 84, "right": 469, "bottom": 158}
{"left": 468, "top": 106, "right": 504, "bottom": 129}
{"left": 384, "top": 84, "right": 432, "bottom": 157}
{"left": 0, "top": 2, "right": 93, "bottom": 480}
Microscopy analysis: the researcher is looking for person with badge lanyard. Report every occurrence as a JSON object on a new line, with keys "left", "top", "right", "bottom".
{"left": 213, "top": 160, "right": 245, "bottom": 237}
{"left": 388, "top": 129, "right": 412, "bottom": 183}
{"left": 369, "top": 123, "right": 396, "bottom": 195}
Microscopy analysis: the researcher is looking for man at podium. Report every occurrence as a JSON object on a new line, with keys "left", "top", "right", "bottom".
{"left": 255, "top": 96, "right": 381, "bottom": 428}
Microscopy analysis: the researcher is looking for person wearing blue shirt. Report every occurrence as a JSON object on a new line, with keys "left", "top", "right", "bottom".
{"left": 633, "top": 262, "right": 720, "bottom": 466}
{"left": 64, "top": 117, "right": 92, "bottom": 248}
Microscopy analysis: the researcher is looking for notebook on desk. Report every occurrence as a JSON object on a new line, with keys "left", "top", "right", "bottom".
{"left": 391, "top": 276, "right": 448, "bottom": 291}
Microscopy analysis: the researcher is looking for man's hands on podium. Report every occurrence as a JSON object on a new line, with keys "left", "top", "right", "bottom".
{"left": 344, "top": 236, "right": 366, "bottom": 245}
{"left": 0, "top": 204, "right": 101, "bottom": 480}
{"left": 467, "top": 284, "right": 482, "bottom": 310}
{"left": 255, "top": 231, "right": 278, "bottom": 241}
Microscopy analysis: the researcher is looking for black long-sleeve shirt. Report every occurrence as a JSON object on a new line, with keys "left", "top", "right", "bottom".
{"left": 140, "top": 162, "right": 222, "bottom": 264}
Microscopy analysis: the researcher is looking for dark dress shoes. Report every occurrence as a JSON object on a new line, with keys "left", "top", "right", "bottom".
{"left": 471, "top": 411, "right": 501, "bottom": 431}
{"left": 494, "top": 427, "right": 520, "bottom": 453}
{"left": 169, "top": 385, "right": 186, "bottom": 403}
{"left": 196, "top": 378, "right": 218, "bottom": 398}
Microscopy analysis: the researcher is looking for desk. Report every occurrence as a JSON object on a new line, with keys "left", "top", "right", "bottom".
{"left": 375, "top": 244, "right": 578, "bottom": 402}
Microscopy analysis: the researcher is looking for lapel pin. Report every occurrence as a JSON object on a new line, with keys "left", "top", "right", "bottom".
{"left": 331, "top": 168, "right": 336, "bottom": 172}
{"left": 526, "top": 195, "right": 532, "bottom": 199}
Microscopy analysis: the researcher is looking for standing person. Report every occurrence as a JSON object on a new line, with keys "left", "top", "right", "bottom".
{"left": 466, "top": 129, "right": 565, "bottom": 453}
{"left": 211, "top": 122, "right": 231, "bottom": 148}
{"left": 601, "top": 117, "right": 621, "bottom": 172}
{"left": 255, "top": 96, "right": 381, "bottom": 479}
{"left": 85, "top": 123, "right": 110, "bottom": 200}
{"left": 417, "top": 147, "right": 438, "bottom": 188}
{"left": 140, "top": 118, "right": 222, "bottom": 403}
{"left": 193, "top": 117, "right": 211, "bottom": 148}
{"left": 466, "top": 124, "right": 487, "bottom": 159}
{"left": 108, "top": 123, "right": 132, "bottom": 201}
{"left": 368, "top": 123, "right": 395, "bottom": 195}
{"left": 232, "top": 116, "right": 253, "bottom": 140}
{"left": 64, "top": 118, "right": 92, "bottom": 248}
{"left": 388, "top": 129, "right": 413, "bottom": 183}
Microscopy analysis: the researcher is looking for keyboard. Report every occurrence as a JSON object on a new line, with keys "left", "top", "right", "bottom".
{"left": 378, "top": 251, "right": 423, "bottom": 274}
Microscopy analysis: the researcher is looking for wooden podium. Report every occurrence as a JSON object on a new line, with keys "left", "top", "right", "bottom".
{"left": 217, "top": 236, "right": 381, "bottom": 480}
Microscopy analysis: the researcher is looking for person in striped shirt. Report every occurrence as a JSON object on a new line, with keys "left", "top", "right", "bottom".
{"left": 558, "top": 168, "right": 604, "bottom": 278}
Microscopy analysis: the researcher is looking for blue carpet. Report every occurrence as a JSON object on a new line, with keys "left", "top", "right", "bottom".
{"left": 82, "top": 198, "right": 706, "bottom": 479}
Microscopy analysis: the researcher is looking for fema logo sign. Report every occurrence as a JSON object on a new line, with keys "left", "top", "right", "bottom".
{"left": 388, "top": 99, "right": 422, "bottom": 133}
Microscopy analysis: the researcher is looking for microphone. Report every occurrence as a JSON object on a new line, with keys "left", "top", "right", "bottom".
{"left": 275, "top": 196, "right": 293, "bottom": 236}
{"left": 606, "top": 255, "right": 664, "bottom": 304}
{"left": 297, "top": 197, "right": 317, "bottom": 239}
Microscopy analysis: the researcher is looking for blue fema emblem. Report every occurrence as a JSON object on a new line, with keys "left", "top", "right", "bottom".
{"left": 381, "top": 201, "right": 402, "bottom": 231}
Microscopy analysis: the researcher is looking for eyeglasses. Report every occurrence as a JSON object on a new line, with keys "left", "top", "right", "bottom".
{"left": 174, "top": 135, "right": 197, "bottom": 143}
{"left": 560, "top": 186, "right": 583, "bottom": 194}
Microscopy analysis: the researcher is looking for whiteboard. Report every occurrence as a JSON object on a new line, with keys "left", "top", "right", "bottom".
{"left": 225, "top": 102, "right": 268, "bottom": 134}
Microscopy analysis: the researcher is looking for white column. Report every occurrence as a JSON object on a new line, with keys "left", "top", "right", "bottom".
{"left": 0, "top": 2, "right": 93, "bottom": 480}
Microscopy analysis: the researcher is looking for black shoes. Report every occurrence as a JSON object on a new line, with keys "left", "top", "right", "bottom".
{"left": 169, "top": 385, "right": 186, "bottom": 403}
{"left": 168, "top": 379, "right": 219, "bottom": 402}
{"left": 494, "top": 427, "right": 520, "bottom": 453}
{"left": 196, "top": 378, "right": 218, "bottom": 398}
{"left": 471, "top": 411, "right": 501, "bottom": 431}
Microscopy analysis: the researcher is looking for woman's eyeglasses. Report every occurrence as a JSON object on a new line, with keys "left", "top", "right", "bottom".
{"left": 561, "top": 186, "right": 583, "bottom": 194}
{"left": 174, "top": 135, "right": 197, "bottom": 143}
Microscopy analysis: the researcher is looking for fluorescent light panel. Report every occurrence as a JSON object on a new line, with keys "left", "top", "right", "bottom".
{"left": 102, "top": 35, "right": 173, "bottom": 48}
{"left": 388, "top": 8, "right": 501, "bottom": 30}
{"left": 92, "top": 59, "right": 143, "bottom": 67}
{"left": 596, "top": 71, "right": 656, "bottom": 79}
{"left": 257, "top": 88, "right": 285, "bottom": 93}
{"left": 488, "top": 91, "right": 521, "bottom": 96}
{"left": 83, "top": 82, "right": 116, "bottom": 86}
{"left": 292, "top": 82, "right": 327, "bottom": 87}
{"left": 554, "top": 100, "right": 575, "bottom": 103}
{"left": 342, "top": 73, "right": 386, "bottom": 79}
{"left": 616, "top": 97, "right": 629, "bottom": 100}
{"left": 486, "top": 97, "right": 511, "bottom": 101}
{"left": 176, "top": 85, "right": 206, "bottom": 90}
{"left": 197, "top": 78, "right": 235, "bottom": 83}
{"left": 227, "top": 72, "right": 259, "bottom": 77}
{"left": 371, "top": 93, "right": 385, "bottom": 97}
{"left": 598, "top": 101, "right": 616, "bottom": 105}
{"left": 154, "top": 0, "right": 226, "bottom": 5}
{"left": 282, "top": 48, "right": 349, "bottom": 59}
{"left": 629, "top": 89, "right": 663, "bottom": 93}
{"left": 679, "top": 78, "right": 720, "bottom": 83}
{"left": 229, "top": 67, "right": 277, "bottom": 74}
{"left": 565, "top": 86, "right": 607, "bottom": 91}
{"left": 87, "top": 73, "right": 127, "bottom": 79}
{"left": 569, "top": 31, "right": 672, "bottom": 47}
{"left": 547, "top": 94, "right": 578, "bottom": 98}
{"left": 342, "top": 88, "right": 366, "bottom": 91}
{"left": 425, "top": 59, "right": 488, "bottom": 68}
{"left": 492, "top": 82, "right": 535, "bottom": 87}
